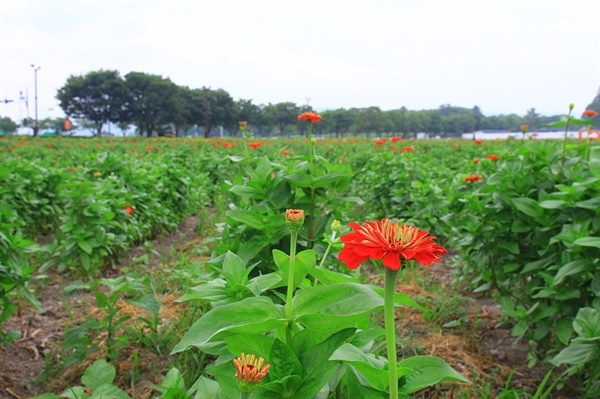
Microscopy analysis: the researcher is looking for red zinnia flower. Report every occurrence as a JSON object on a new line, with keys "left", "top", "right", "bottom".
{"left": 46, "top": 144, "right": 53, "bottom": 149}
{"left": 280, "top": 150, "right": 290, "bottom": 155}
{"left": 130, "top": 149, "right": 137, "bottom": 153}
{"left": 582, "top": 110, "right": 598, "bottom": 117}
{"left": 487, "top": 154, "right": 500, "bottom": 161}
{"left": 249, "top": 142, "right": 262, "bottom": 149}
{"left": 298, "top": 112, "right": 322, "bottom": 123}
{"left": 403, "top": 146, "right": 414, "bottom": 152}
{"left": 234, "top": 353, "right": 270, "bottom": 388}
{"left": 124, "top": 205, "right": 134, "bottom": 215}
{"left": 473, "top": 158, "right": 481, "bottom": 163}
{"left": 338, "top": 219, "right": 446, "bottom": 271}
{"left": 375, "top": 139, "right": 385, "bottom": 145}
{"left": 391, "top": 136, "right": 402, "bottom": 142}
{"left": 464, "top": 174, "right": 483, "bottom": 182}
{"left": 474, "top": 140, "right": 483, "bottom": 145}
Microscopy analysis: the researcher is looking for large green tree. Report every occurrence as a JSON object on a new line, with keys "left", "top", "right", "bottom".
{"left": 56, "top": 69, "right": 126, "bottom": 137}
{"left": 0, "top": 117, "right": 18, "bottom": 133}
{"left": 264, "top": 102, "right": 299, "bottom": 137}
{"left": 122, "top": 72, "right": 185, "bottom": 137}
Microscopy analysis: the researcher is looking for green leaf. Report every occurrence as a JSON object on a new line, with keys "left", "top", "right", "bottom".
{"left": 293, "top": 283, "right": 384, "bottom": 330}
{"left": 551, "top": 343, "right": 598, "bottom": 366}
{"left": 309, "top": 267, "right": 359, "bottom": 285}
{"left": 344, "top": 367, "right": 390, "bottom": 399}
{"left": 177, "top": 279, "right": 229, "bottom": 303}
{"left": 330, "top": 343, "right": 389, "bottom": 391}
{"left": 397, "top": 356, "right": 470, "bottom": 394}
{"left": 227, "top": 209, "right": 266, "bottom": 230}
{"left": 538, "top": 200, "right": 566, "bottom": 209}
{"left": 77, "top": 239, "right": 93, "bottom": 255}
{"left": 552, "top": 260, "right": 589, "bottom": 285}
{"left": 63, "top": 281, "right": 93, "bottom": 296}
{"left": 294, "top": 329, "right": 356, "bottom": 399}
{"left": 127, "top": 293, "right": 161, "bottom": 314}
{"left": 573, "top": 236, "right": 600, "bottom": 248}
{"left": 222, "top": 251, "right": 251, "bottom": 286}
{"left": 590, "top": 146, "right": 600, "bottom": 178}
{"left": 229, "top": 185, "right": 261, "bottom": 198}
{"left": 81, "top": 359, "right": 116, "bottom": 391}
{"left": 555, "top": 318, "right": 573, "bottom": 345}
{"left": 90, "top": 384, "right": 131, "bottom": 399}
{"left": 193, "top": 376, "right": 224, "bottom": 399}
{"left": 60, "top": 387, "right": 86, "bottom": 399}
{"left": 171, "top": 297, "right": 285, "bottom": 354}
{"left": 273, "top": 249, "right": 316, "bottom": 290}
{"left": 511, "top": 197, "right": 543, "bottom": 219}
{"left": 269, "top": 338, "right": 302, "bottom": 380}
{"left": 225, "top": 334, "right": 274, "bottom": 360}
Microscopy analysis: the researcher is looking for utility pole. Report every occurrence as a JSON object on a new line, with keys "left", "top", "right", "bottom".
{"left": 31, "top": 64, "right": 41, "bottom": 136}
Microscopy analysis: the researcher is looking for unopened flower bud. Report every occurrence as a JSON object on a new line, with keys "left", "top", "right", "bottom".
{"left": 285, "top": 209, "right": 304, "bottom": 232}
{"left": 569, "top": 103, "right": 574, "bottom": 110}
{"left": 331, "top": 220, "right": 341, "bottom": 232}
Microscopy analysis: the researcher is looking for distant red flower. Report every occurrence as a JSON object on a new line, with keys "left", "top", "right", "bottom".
{"left": 582, "top": 110, "right": 598, "bottom": 117}
{"left": 298, "top": 112, "right": 322, "bottom": 123}
{"left": 403, "top": 146, "right": 414, "bottom": 152}
{"left": 340, "top": 157, "right": 345, "bottom": 162}
{"left": 96, "top": 145, "right": 102, "bottom": 149}
{"left": 249, "top": 142, "right": 262, "bottom": 149}
{"left": 46, "top": 144, "right": 53, "bottom": 149}
{"left": 280, "top": 150, "right": 290, "bottom": 155}
{"left": 464, "top": 174, "right": 483, "bottom": 182}
{"left": 148, "top": 146, "right": 154, "bottom": 152}
{"left": 531, "top": 133, "right": 539, "bottom": 137}
{"left": 487, "top": 154, "right": 500, "bottom": 161}
{"left": 474, "top": 140, "right": 483, "bottom": 145}
{"left": 391, "top": 136, "right": 402, "bottom": 142}
{"left": 130, "top": 149, "right": 137, "bottom": 153}
{"left": 390, "top": 147, "right": 397, "bottom": 152}
{"left": 222, "top": 142, "right": 230, "bottom": 148}
{"left": 124, "top": 205, "right": 134, "bottom": 215}
{"left": 375, "top": 139, "right": 385, "bottom": 145}
{"left": 473, "top": 158, "right": 481, "bottom": 163}
{"left": 338, "top": 219, "right": 446, "bottom": 270}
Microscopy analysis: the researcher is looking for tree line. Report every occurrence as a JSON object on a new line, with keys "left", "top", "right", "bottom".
{"left": 2, "top": 69, "right": 599, "bottom": 137}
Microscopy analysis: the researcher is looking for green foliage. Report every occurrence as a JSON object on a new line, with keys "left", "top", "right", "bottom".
{"left": 31, "top": 359, "right": 131, "bottom": 399}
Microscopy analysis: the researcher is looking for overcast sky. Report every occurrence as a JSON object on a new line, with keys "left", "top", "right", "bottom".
{"left": 1, "top": 0, "right": 599, "bottom": 124}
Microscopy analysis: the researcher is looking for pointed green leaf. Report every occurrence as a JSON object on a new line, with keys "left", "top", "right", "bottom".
{"left": 397, "top": 356, "right": 470, "bottom": 394}
{"left": 293, "top": 283, "right": 384, "bottom": 330}
{"left": 81, "top": 359, "right": 116, "bottom": 391}
{"left": 171, "top": 297, "right": 285, "bottom": 354}
{"left": 573, "top": 237, "right": 600, "bottom": 248}
{"left": 273, "top": 249, "right": 316, "bottom": 290}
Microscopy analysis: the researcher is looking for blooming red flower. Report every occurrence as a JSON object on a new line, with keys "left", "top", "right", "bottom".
{"left": 403, "top": 146, "right": 414, "bottom": 152}
{"left": 582, "top": 110, "right": 598, "bottom": 117}
{"left": 474, "top": 140, "right": 483, "bottom": 145}
{"left": 487, "top": 154, "right": 500, "bottom": 161}
{"left": 391, "top": 136, "right": 402, "bottom": 142}
{"left": 375, "top": 139, "right": 385, "bottom": 145}
{"left": 473, "top": 158, "right": 481, "bottom": 163}
{"left": 531, "top": 133, "right": 539, "bottom": 137}
{"left": 280, "top": 150, "right": 290, "bottom": 155}
{"left": 130, "top": 149, "right": 137, "bottom": 153}
{"left": 338, "top": 219, "right": 446, "bottom": 270}
{"left": 124, "top": 205, "right": 134, "bottom": 215}
{"left": 464, "top": 174, "right": 483, "bottom": 182}
{"left": 298, "top": 112, "right": 322, "bottom": 123}
{"left": 46, "top": 144, "right": 53, "bottom": 149}
{"left": 249, "top": 142, "right": 262, "bottom": 149}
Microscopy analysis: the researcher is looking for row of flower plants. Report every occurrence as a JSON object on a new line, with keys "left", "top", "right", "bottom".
{"left": 1, "top": 114, "right": 599, "bottom": 397}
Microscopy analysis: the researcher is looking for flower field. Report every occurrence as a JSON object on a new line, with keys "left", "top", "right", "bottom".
{"left": 0, "top": 131, "right": 599, "bottom": 399}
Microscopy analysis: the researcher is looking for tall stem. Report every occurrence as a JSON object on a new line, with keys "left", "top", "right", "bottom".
{"left": 307, "top": 122, "right": 316, "bottom": 242}
{"left": 285, "top": 230, "right": 298, "bottom": 320}
{"left": 240, "top": 392, "right": 250, "bottom": 399}
{"left": 313, "top": 231, "right": 337, "bottom": 286}
{"left": 384, "top": 267, "right": 400, "bottom": 399}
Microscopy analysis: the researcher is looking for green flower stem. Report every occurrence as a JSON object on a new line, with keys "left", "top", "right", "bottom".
{"left": 384, "top": 267, "right": 400, "bottom": 399}
{"left": 240, "top": 392, "right": 250, "bottom": 399}
{"left": 285, "top": 229, "right": 298, "bottom": 319}
{"left": 307, "top": 121, "right": 317, "bottom": 242}
{"left": 313, "top": 231, "right": 337, "bottom": 286}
